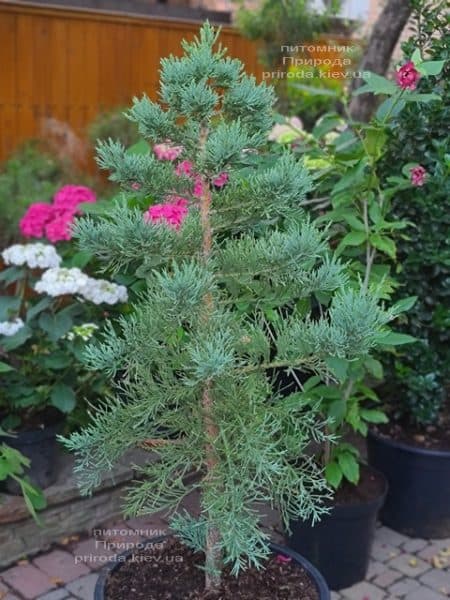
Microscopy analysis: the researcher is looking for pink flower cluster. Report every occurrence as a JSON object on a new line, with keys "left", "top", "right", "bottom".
{"left": 20, "top": 185, "right": 96, "bottom": 243}
{"left": 173, "top": 159, "right": 229, "bottom": 198}
{"left": 396, "top": 61, "right": 421, "bottom": 91}
{"left": 410, "top": 165, "right": 427, "bottom": 187}
{"left": 153, "top": 143, "right": 183, "bottom": 161}
{"left": 144, "top": 197, "right": 189, "bottom": 230}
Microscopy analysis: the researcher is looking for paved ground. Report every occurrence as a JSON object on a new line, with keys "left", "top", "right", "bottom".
{"left": 1, "top": 497, "right": 449, "bottom": 600}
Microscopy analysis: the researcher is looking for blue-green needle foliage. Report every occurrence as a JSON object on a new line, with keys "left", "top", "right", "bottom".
{"left": 62, "top": 24, "right": 394, "bottom": 578}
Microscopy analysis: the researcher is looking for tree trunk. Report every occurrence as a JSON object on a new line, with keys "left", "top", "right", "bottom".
{"left": 349, "top": 0, "right": 413, "bottom": 122}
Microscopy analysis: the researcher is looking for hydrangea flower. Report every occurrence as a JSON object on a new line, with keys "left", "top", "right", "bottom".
{"left": 34, "top": 267, "right": 89, "bottom": 296}
{"left": 2, "top": 243, "right": 62, "bottom": 269}
{"left": 395, "top": 61, "right": 421, "bottom": 91}
{"left": 19, "top": 203, "right": 54, "bottom": 238}
{"left": 0, "top": 318, "right": 25, "bottom": 337}
{"left": 53, "top": 185, "right": 96, "bottom": 212}
{"left": 410, "top": 165, "right": 427, "bottom": 186}
{"left": 80, "top": 278, "right": 128, "bottom": 305}
{"left": 153, "top": 143, "right": 183, "bottom": 161}
{"left": 144, "top": 198, "right": 189, "bottom": 230}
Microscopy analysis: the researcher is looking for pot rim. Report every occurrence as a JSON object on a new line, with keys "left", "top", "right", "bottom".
{"left": 368, "top": 428, "right": 450, "bottom": 459}
{"left": 94, "top": 534, "right": 330, "bottom": 600}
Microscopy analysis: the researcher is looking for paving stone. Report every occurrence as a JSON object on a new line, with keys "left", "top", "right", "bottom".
{"left": 371, "top": 541, "right": 401, "bottom": 562}
{"left": 340, "top": 580, "right": 386, "bottom": 599}
{"left": 0, "top": 580, "right": 21, "bottom": 600}
{"left": 36, "top": 588, "right": 70, "bottom": 600}
{"left": 367, "top": 560, "right": 388, "bottom": 580}
{"left": 419, "top": 542, "right": 450, "bottom": 562}
{"left": 402, "top": 538, "right": 428, "bottom": 554}
{"left": 331, "top": 592, "right": 342, "bottom": 600}
{"left": 388, "top": 577, "right": 421, "bottom": 597}
{"left": 34, "top": 549, "right": 90, "bottom": 583}
{"left": 376, "top": 527, "right": 410, "bottom": 548}
{"left": 420, "top": 569, "right": 450, "bottom": 595}
{"left": 72, "top": 537, "right": 117, "bottom": 571}
{"left": 372, "top": 568, "right": 403, "bottom": 588}
{"left": 388, "top": 553, "right": 431, "bottom": 577}
{"left": 65, "top": 573, "right": 99, "bottom": 600}
{"left": 402, "top": 585, "right": 447, "bottom": 600}
{"left": 1, "top": 563, "right": 55, "bottom": 599}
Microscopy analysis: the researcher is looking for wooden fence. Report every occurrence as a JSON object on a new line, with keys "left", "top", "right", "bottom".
{"left": 0, "top": 1, "right": 262, "bottom": 162}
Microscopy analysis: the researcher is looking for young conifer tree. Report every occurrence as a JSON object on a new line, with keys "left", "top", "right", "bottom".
{"left": 63, "top": 24, "right": 395, "bottom": 591}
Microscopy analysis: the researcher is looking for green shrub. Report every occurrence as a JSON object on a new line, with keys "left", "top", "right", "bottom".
{"left": 87, "top": 106, "right": 140, "bottom": 148}
{"left": 381, "top": 0, "right": 450, "bottom": 426}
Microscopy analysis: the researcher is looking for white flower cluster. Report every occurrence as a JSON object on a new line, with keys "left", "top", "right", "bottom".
{"left": 2, "top": 243, "right": 61, "bottom": 269}
{"left": 34, "top": 268, "right": 128, "bottom": 305}
{"left": 35, "top": 267, "right": 89, "bottom": 296}
{"left": 0, "top": 317, "right": 25, "bottom": 337}
{"left": 81, "top": 278, "right": 128, "bottom": 305}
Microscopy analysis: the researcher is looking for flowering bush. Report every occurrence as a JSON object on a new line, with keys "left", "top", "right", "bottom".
{"left": 0, "top": 238, "right": 128, "bottom": 432}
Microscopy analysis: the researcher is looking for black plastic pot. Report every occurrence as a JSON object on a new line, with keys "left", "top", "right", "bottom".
{"left": 368, "top": 429, "right": 450, "bottom": 538}
{"left": 94, "top": 535, "right": 330, "bottom": 600}
{"left": 2, "top": 422, "right": 60, "bottom": 492}
{"left": 287, "top": 467, "right": 387, "bottom": 591}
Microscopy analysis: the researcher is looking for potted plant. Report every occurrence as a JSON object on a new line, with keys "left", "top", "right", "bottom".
{"left": 0, "top": 236, "right": 128, "bottom": 490}
{"left": 276, "top": 40, "right": 445, "bottom": 589}
{"left": 367, "top": 1, "right": 450, "bottom": 539}
{"left": 61, "top": 24, "right": 401, "bottom": 598}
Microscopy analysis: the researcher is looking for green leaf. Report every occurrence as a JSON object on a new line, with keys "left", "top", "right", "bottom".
{"left": 325, "top": 461, "right": 343, "bottom": 489}
{"left": 41, "top": 352, "right": 72, "bottom": 370}
{"left": 325, "top": 356, "right": 349, "bottom": 382}
{"left": 369, "top": 201, "right": 383, "bottom": 226}
{"left": 370, "top": 233, "right": 396, "bottom": 259}
{"left": 404, "top": 92, "right": 441, "bottom": 103}
{"left": 341, "top": 213, "right": 366, "bottom": 232}
{"left": 0, "top": 267, "right": 26, "bottom": 285}
{"left": 364, "top": 357, "right": 383, "bottom": 380}
{"left": 303, "top": 375, "right": 321, "bottom": 392}
{"left": 1, "top": 325, "right": 32, "bottom": 351}
{"left": 331, "top": 159, "right": 367, "bottom": 196}
{"left": 69, "top": 251, "right": 94, "bottom": 269}
{"left": 410, "top": 48, "right": 422, "bottom": 65}
{"left": 416, "top": 60, "right": 445, "bottom": 76}
{"left": 337, "top": 452, "right": 360, "bottom": 484}
{"left": 336, "top": 231, "right": 367, "bottom": 256}
{"left": 391, "top": 296, "right": 417, "bottom": 315}
{"left": 353, "top": 72, "right": 398, "bottom": 96}
{"left": 328, "top": 399, "right": 346, "bottom": 427}
{"left": 27, "top": 296, "right": 53, "bottom": 321}
{"left": 50, "top": 383, "right": 76, "bottom": 413}
{"left": 0, "top": 361, "right": 14, "bottom": 373}
{"left": 0, "top": 296, "right": 21, "bottom": 322}
{"left": 364, "top": 127, "right": 387, "bottom": 158}
{"left": 360, "top": 409, "right": 388, "bottom": 424}
{"left": 376, "top": 331, "right": 416, "bottom": 346}
{"left": 39, "top": 312, "right": 73, "bottom": 342}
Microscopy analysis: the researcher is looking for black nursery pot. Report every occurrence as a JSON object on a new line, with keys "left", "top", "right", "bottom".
{"left": 94, "top": 535, "right": 330, "bottom": 600}
{"left": 368, "top": 429, "right": 450, "bottom": 538}
{"left": 287, "top": 467, "right": 387, "bottom": 591}
{"left": 2, "top": 422, "right": 60, "bottom": 492}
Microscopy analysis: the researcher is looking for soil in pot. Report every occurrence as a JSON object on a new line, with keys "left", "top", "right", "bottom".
{"left": 104, "top": 538, "right": 322, "bottom": 600}
{"left": 288, "top": 464, "right": 387, "bottom": 591}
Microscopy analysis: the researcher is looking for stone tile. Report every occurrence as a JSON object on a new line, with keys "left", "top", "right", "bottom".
{"left": 341, "top": 580, "right": 386, "bottom": 599}
{"left": 0, "top": 581, "right": 21, "bottom": 600}
{"left": 371, "top": 541, "right": 401, "bottom": 562}
{"left": 373, "top": 568, "right": 403, "bottom": 588}
{"left": 331, "top": 592, "right": 342, "bottom": 600}
{"left": 1, "top": 563, "right": 55, "bottom": 599}
{"left": 367, "top": 560, "right": 386, "bottom": 580}
{"left": 65, "top": 573, "right": 99, "bottom": 600}
{"left": 376, "top": 527, "right": 410, "bottom": 548}
{"left": 388, "top": 578, "right": 420, "bottom": 597}
{"left": 420, "top": 569, "right": 450, "bottom": 595}
{"left": 419, "top": 542, "right": 450, "bottom": 562}
{"left": 388, "top": 553, "right": 431, "bottom": 577}
{"left": 36, "top": 589, "right": 70, "bottom": 600}
{"left": 72, "top": 537, "right": 117, "bottom": 571}
{"left": 34, "top": 549, "right": 90, "bottom": 583}
{"left": 402, "top": 538, "right": 428, "bottom": 554}
{"left": 403, "top": 585, "right": 447, "bottom": 600}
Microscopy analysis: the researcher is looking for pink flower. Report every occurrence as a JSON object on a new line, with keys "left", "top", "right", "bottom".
{"left": 175, "top": 160, "right": 194, "bottom": 177}
{"left": 395, "top": 61, "right": 421, "bottom": 91}
{"left": 213, "top": 172, "right": 229, "bottom": 188}
{"left": 144, "top": 198, "right": 189, "bottom": 230}
{"left": 20, "top": 203, "right": 54, "bottom": 238}
{"left": 131, "top": 182, "right": 141, "bottom": 191}
{"left": 154, "top": 143, "right": 183, "bottom": 161}
{"left": 53, "top": 185, "right": 96, "bottom": 212}
{"left": 410, "top": 165, "right": 427, "bottom": 187}
{"left": 275, "top": 554, "right": 292, "bottom": 564}
{"left": 193, "top": 176, "right": 204, "bottom": 198}
{"left": 44, "top": 214, "right": 74, "bottom": 242}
